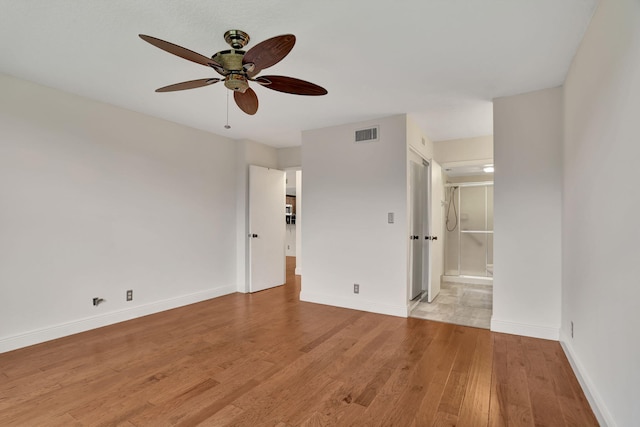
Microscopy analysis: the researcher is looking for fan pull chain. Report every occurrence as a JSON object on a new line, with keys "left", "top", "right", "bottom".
{"left": 224, "top": 89, "right": 231, "bottom": 129}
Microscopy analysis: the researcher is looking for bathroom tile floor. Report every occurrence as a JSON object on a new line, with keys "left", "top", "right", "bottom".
{"left": 410, "top": 281, "right": 493, "bottom": 329}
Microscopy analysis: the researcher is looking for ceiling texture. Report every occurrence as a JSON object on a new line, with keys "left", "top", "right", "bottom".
{"left": 0, "top": 0, "right": 597, "bottom": 148}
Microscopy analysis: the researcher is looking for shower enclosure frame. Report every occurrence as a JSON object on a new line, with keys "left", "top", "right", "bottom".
{"left": 444, "top": 181, "right": 493, "bottom": 279}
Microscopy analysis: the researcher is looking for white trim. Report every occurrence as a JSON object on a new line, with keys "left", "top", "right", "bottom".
{"left": 490, "top": 318, "right": 559, "bottom": 340}
{"left": 441, "top": 159, "right": 494, "bottom": 170}
{"left": 295, "top": 267, "right": 301, "bottom": 275}
{"left": 300, "top": 291, "right": 407, "bottom": 318}
{"left": 443, "top": 275, "right": 493, "bottom": 286}
{"left": 0, "top": 285, "right": 236, "bottom": 354}
{"left": 408, "top": 296, "right": 423, "bottom": 312}
{"left": 560, "top": 333, "right": 615, "bottom": 427}
{"left": 444, "top": 181, "right": 494, "bottom": 188}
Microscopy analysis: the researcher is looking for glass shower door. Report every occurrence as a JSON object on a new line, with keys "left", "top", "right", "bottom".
{"left": 444, "top": 183, "right": 493, "bottom": 277}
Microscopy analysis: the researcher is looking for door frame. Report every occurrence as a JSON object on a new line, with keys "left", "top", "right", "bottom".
{"left": 408, "top": 149, "right": 430, "bottom": 306}
{"left": 407, "top": 147, "right": 444, "bottom": 307}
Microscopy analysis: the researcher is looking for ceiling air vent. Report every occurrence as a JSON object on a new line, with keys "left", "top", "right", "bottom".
{"left": 354, "top": 126, "right": 379, "bottom": 143}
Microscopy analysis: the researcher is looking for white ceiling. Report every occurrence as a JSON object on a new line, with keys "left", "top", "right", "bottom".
{"left": 0, "top": 0, "right": 596, "bottom": 148}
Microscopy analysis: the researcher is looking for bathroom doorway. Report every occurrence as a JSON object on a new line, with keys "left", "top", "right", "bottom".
{"left": 410, "top": 162, "right": 493, "bottom": 329}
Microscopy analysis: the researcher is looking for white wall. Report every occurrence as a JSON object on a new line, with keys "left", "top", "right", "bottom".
{"left": 407, "top": 115, "right": 434, "bottom": 160}
{"left": 492, "top": 87, "right": 563, "bottom": 340}
{"left": 562, "top": 0, "right": 640, "bottom": 425}
{"left": 433, "top": 135, "right": 493, "bottom": 164}
{"left": 0, "top": 74, "right": 238, "bottom": 352}
{"left": 277, "top": 146, "right": 301, "bottom": 169}
{"left": 301, "top": 115, "right": 409, "bottom": 316}
{"left": 285, "top": 169, "right": 297, "bottom": 195}
{"left": 235, "top": 140, "right": 278, "bottom": 293}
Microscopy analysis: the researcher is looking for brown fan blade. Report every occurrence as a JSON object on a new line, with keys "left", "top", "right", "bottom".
{"left": 255, "top": 76, "right": 327, "bottom": 96}
{"left": 139, "top": 34, "right": 223, "bottom": 70}
{"left": 234, "top": 88, "right": 259, "bottom": 115}
{"left": 155, "top": 78, "right": 221, "bottom": 92}
{"left": 242, "top": 34, "right": 295, "bottom": 75}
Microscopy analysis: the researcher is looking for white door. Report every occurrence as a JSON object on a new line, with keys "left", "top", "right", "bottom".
{"left": 249, "top": 165, "right": 286, "bottom": 292}
{"left": 428, "top": 161, "right": 444, "bottom": 302}
{"left": 409, "top": 160, "right": 425, "bottom": 300}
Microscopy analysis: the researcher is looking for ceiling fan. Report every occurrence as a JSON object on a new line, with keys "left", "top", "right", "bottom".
{"left": 139, "top": 30, "right": 327, "bottom": 115}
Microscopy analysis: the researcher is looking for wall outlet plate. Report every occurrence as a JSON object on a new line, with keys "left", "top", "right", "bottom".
{"left": 126, "top": 290, "right": 133, "bottom": 301}
{"left": 354, "top": 284, "right": 360, "bottom": 294}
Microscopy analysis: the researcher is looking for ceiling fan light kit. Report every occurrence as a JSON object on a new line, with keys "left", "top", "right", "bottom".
{"left": 139, "top": 29, "right": 327, "bottom": 116}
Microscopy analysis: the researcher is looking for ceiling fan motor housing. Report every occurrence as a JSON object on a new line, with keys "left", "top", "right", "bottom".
{"left": 225, "top": 73, "right": 249, "bottom": 93}
{"left": 212, "top": 49, "right": 245, "bottom": 73}
{"left": 212, "top": 49, "right": 251, "bottom": 92}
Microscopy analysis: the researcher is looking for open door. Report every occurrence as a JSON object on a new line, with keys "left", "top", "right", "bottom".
{"left": 427, "top": 160, "right": 444, "bottom": 302}
{"left": 249, "top": 165, "right": 286, "bottom": 292}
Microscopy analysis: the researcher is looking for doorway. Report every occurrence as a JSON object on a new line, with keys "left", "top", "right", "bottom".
{"left": 408, "top": 150, "right": 444, "bottom": 307}
{"left": 284, "top": 168, "right": 302, "bottom": 277}
{"left": 410, "top": 162, "right": 494, "bottom": 329}
{"left": 248, "top": 166, "right": 301, "bottom": 294}
{"left": 248, "top": 165, "right": 286, "bottom": 292}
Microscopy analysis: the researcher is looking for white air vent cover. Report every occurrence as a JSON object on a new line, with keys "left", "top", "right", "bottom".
{"left": 354, "top": 126, "right": 379, "bottom": 142}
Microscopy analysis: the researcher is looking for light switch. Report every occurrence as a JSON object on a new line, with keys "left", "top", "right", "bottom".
{"left": 388, "top": 212, "right": 394, "bottom": 224}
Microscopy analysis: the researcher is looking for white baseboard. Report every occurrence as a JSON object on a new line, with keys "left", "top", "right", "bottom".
{"left": 560, "top": 332, "right": 615, "bottom": 427}
{"left": 295, "top": 267, "right": 301, "bottom": 275}
{"left": 300, "top": 291, "right": 407, "bottom": 318}
{"left": 0, "top": 284, "right": 236, "bottom": 354}
{"left": 490, "top": 318, "right": 559, "bottom": 341}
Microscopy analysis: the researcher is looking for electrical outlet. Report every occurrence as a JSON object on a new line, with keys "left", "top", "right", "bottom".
{"left": 388, "top": 212, "right": 394, "bottom": 224}
{"left": 571, "top": 321, "right": 574, "bottom": 338}
{"left": 354, "top": 284, "right": 359, "bottom": 294}
{"left": 126, "top": 290, "right": 133, "bottom": 301}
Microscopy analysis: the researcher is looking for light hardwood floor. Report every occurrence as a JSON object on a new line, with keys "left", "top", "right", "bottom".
{"left": 0, "top": 257, "right": 598, "bottom": 426}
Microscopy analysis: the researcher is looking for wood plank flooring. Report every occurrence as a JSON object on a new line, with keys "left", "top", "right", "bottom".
{"left": 0, "top": 257, "right": 598, "bottom": 426}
